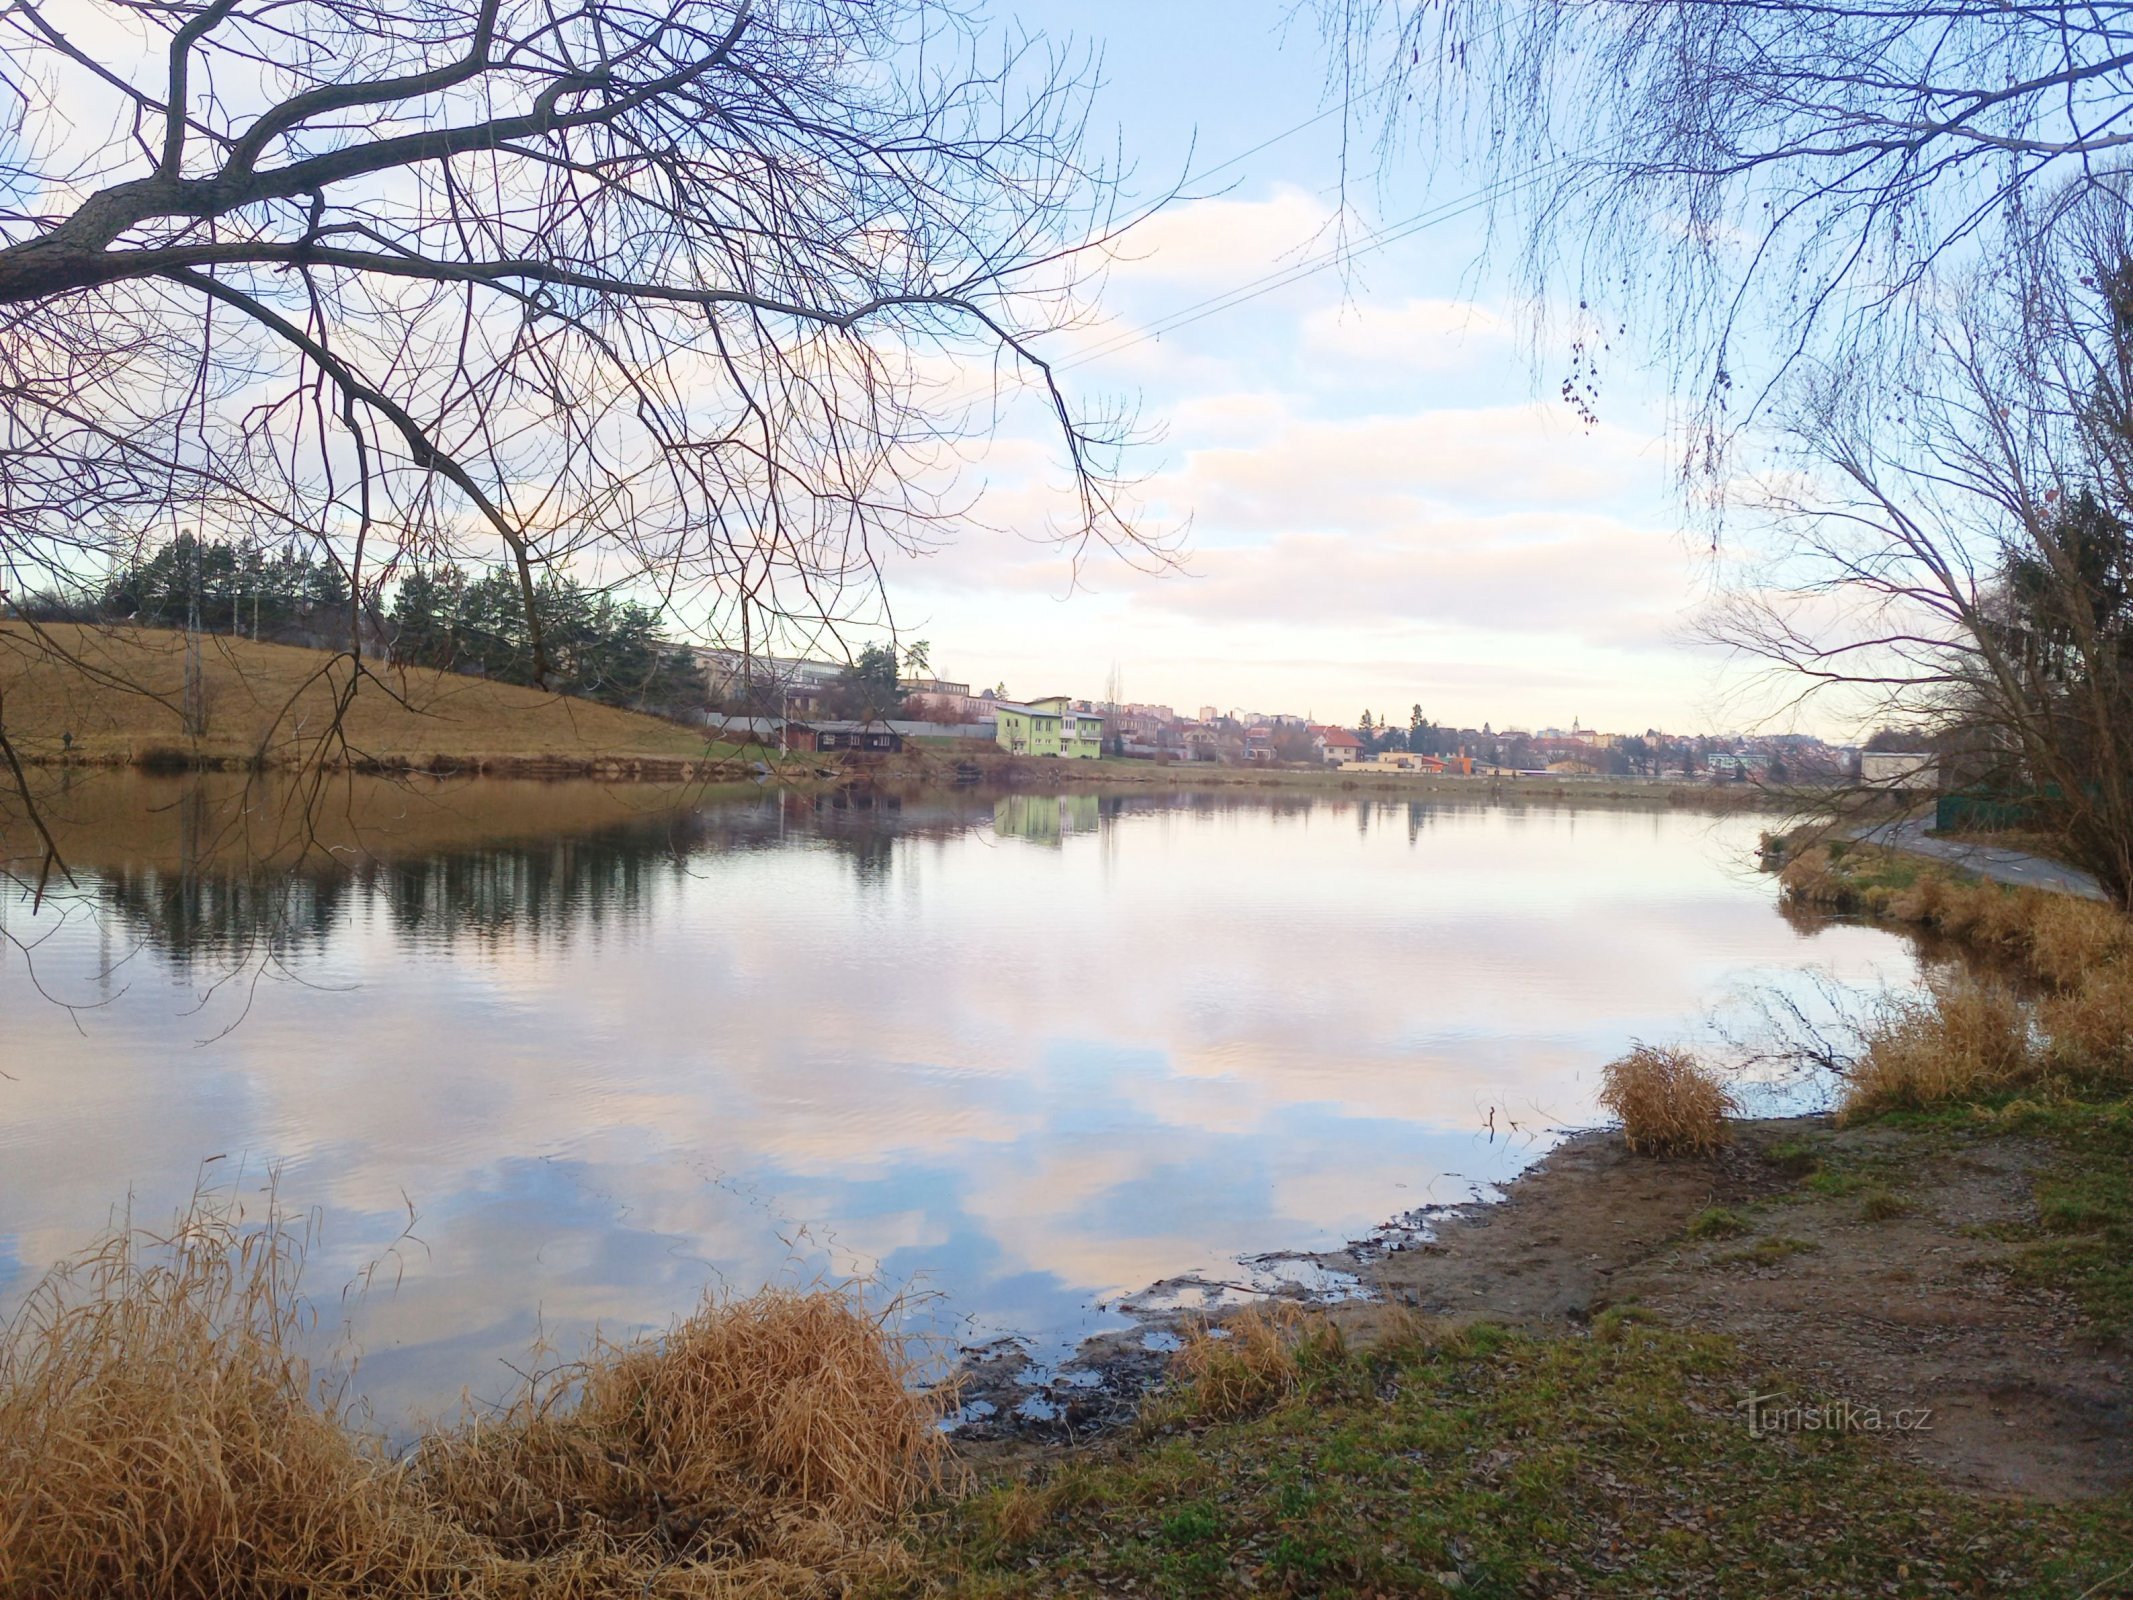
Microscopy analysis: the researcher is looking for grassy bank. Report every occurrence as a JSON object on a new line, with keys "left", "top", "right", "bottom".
{"left": 925, "top": 1307, "right": 2129, "bottom": 1597}
{"left": 0, "top": 622, "right": 747, "bottom": 774}
{"left": 912, "top": 845, "right": 2133, "bottom": 1596}
{"left": 13, "top": 1146, "right": 2125, "bottom": 1600}
{"left": 1775, "top": 836, "right": 2133, "bottom": 1113}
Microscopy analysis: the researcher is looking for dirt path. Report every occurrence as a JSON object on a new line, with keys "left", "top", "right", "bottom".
{"left": 1323, "top": 1119, "right": 2131, "bottom": 1502}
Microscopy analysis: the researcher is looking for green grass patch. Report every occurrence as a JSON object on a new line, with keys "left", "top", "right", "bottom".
{"left": 920, "top": 1321, "right": 2131, "bottom": 1598}
{"left": 1685, "top": 1207, "right": 1750, "bottom": 1240}
{"left": 1995, "top": 1098, "right": 2133, "bottom": 1341}
{"left": 1804, "top": 1167, "right": 1868, "bottom": 1198}
{"left": 1844, "top": 1095, "right": 2133, "bottom": 1341}
{"left": 1713, "top": 1236, "right": 1820, "bottom": 1270}
{"left": 1858, "top": 1188, "right": 1911, "bottom": 1222}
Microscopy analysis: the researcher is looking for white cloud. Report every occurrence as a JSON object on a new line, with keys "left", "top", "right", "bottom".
{"left": 1099, "top": 187, "right": 1339, "bottom": 289}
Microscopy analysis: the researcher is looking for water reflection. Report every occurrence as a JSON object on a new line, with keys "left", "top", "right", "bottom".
{"left": 0, "top": 780, "right": 1925, "bottom": 1426}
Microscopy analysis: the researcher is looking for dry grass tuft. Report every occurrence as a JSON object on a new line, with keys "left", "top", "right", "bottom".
{"left": 1778, "top": 846, "right": 1851, "bottom": 909}
{"left": 2026, "top": 895, "right": 2132, "bottom": 991}
{"left": 415, "top": 1288, "right": 948, "bottom": 1570}
{"left": 0, "top": 1198, "right": 947, "bottom": 1600}
{"left": 2040, "top": 961, "right": 2133, "bottom": 1084}
{"left": 1840, "top": 974, "right": 2039, "bottom": 1122}
{"left": 1160, "top": 1304, "right": 1344, "bottom": 1423}
{"left": 1598, "top": 1045, "right": 1739, "bottom": 1156}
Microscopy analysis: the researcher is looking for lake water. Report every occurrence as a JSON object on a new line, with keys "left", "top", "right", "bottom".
{"left": 0, "top": 781, "right": 1921, "bottom": 1423}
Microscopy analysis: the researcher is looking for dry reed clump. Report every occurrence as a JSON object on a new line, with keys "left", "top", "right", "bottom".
{"left": 2025, "top": 895, "right": 2133, "bottom": 991}
{"left": 1159, "top": 1304, "right": 1345, "bottom": 1423}
{"left": 1598, "top": 1045, "right": 1740, "bottom": 1156}
{"left": 413, "top": 1288, "right": 948, "bottom": 1573}
{"left": 1839, "top": 974, "right": 2039, "bottom": 1122}
{"left": 2040, "top": 961, "right": 2133, "bottom": 1083}
{"left": 0, "top": 1199, "right": 947, "bottom": 1600}
{"left": 1778, "top": 846, "right": 1852, "bottom": 910}
{"left": 0, "top": 1205, "right": 459, "bottom": 1600}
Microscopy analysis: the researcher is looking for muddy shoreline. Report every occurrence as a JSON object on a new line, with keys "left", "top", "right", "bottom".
{"left": 956, "top": 1113, "right": 2132, "bottom": 1501}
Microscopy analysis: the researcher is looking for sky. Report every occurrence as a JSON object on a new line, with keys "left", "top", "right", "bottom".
{"left": 857, "top": 1, "right": 1731, "bottom": 736}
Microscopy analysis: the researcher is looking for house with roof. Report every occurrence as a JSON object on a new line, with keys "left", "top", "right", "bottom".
{"left": 992, "top": 695, "right": 1104, "bottom": 759}
{"left": 1315, "top": 726, "right": 1363, "bottom": 766}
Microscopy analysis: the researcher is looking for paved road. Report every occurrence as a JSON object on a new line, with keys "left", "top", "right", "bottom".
{"left": 1858, "top": 813, "right": 2108, "bottom": 901}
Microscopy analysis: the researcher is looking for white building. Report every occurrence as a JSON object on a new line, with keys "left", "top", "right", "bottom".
{"left": 1860, "top": 751, "right": 1939, "bottom": 792}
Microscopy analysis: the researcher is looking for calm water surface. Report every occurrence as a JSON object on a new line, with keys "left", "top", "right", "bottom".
{"left": 0, "top": 784, "right": 1919, "bottom": 1421}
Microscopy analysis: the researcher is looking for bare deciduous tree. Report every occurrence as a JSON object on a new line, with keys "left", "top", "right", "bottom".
{"left": 0, "top": 0, "right": 1158, "bottom": 872}
{"left": 1321, "top": 0, "right": 2133, "bottom": 473}
{"left": 1714, "top": 179, "right": 2133, "bottom": 905}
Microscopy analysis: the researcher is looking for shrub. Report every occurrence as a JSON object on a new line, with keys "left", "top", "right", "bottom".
{"left": 0, "top": 1197, "right": 946, "bottom": 1599}
{"left": 1840, "top": 974, "right": 2037, "bottom": 1121}
{"left": 1598, "top": 1045, "right": 1739, "bottom": 1156}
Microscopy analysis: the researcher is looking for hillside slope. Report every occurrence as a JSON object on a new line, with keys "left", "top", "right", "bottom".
{"left": 0, "top": 622, "right": 724, "bottom": 769}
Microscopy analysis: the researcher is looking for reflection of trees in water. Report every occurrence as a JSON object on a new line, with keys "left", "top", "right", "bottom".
{"left": 362, "top": 827, "right": 684, "bottom": 946}
{"left": 80, "top": 787, "right": 992, "bottom": 957}
{"left": 94, "top": 865, "right": 352, "bottom": 966}
{"left": 81, "top": 784, "right": 1461, "bottom": 960}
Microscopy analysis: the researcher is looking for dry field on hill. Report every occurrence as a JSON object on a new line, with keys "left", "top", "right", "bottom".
{"left": 0, "top": 623, "right": 717, "bottom": 769}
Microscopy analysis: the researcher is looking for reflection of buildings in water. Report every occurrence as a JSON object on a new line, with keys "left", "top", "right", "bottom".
{"left": 991, "top": 792, "right": 1101, "bottom": 846}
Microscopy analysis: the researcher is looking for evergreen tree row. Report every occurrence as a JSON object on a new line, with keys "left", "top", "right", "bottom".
{"left": 51, "top": 537, "right": 703, "bottom": 716}
{"left": 387, "top": 564, "right": 702, "bottom": 712}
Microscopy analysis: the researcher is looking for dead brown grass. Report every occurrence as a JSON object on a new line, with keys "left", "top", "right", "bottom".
{"left": 0, "top": 622, "right": 716, "bottom": 768}
{"left": 0, "top": 1198, "right": 947, "bottom": 1599}
{"left": 2040, "top": 961, "right": 2133, "bottom": 1082}
{"left": 2025, "top": 894, "right": 2132, "bottom": 991}
{"left": 1777, "top": 845, "right": 1850, "bottom": 909}
{"left": 1597, "top": 1045, "right": 1740, "bottom": 1156}
{"left": 1155, "top": 1304, "right": 1346, "bottom": 1424}
{"left": 1839, "top": 974, "right": 2039, "bottom": 1122}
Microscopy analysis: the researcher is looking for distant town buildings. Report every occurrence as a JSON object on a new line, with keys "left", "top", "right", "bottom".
{"left": 695, "top": 642, "right": 1865, "bottom": 781}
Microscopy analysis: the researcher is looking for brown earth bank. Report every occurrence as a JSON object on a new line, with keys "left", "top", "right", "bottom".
{"left": 960, "top": 1110, "right": 2130, "bottom": 1507}
{"left": 1328, "top": 1117, "right": 2131, "bottom": 1503}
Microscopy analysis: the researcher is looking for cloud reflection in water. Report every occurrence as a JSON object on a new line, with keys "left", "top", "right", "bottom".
{"left": 0, "top": 788, "right": 1919, "bottom": 1424}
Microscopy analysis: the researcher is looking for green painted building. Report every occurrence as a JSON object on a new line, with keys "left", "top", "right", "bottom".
{"left": 992, "top": 695, "right": 1104, "bottom": 759}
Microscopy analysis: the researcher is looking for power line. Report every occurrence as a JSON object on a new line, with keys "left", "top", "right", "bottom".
{"left": 1054, "top": 159, "right": 1566, "bottom": 375}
